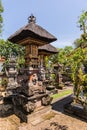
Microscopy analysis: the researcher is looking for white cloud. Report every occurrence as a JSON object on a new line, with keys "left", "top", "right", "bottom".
{"left": 51, "top": 40, "right": 74, "bottom": 48}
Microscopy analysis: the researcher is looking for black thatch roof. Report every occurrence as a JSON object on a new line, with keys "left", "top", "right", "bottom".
{"left": 8, "top": 15, "right": 57, "bottom": 44}
{"left": 38, "top": 44, "right": 58, "bottom": 54}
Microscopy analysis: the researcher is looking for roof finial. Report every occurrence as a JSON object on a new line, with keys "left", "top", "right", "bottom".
{"left": 28, "top": 14, "right": 36, "bottom": 23}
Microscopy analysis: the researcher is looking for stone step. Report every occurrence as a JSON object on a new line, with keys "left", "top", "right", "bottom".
{"left": 14, "top": 105, "right": 52, "bottom": 123}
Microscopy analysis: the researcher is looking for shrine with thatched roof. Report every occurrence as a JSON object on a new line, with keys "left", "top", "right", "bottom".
{"left": 1, "top": 15, "right": 58, "bottom": 122}
{"left": 8, "top": 14, "right": 57, "bottom": 67}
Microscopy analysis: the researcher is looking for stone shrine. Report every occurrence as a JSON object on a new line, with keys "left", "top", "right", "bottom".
{"left": 0, "top": 57, "right": 5, "bottom": 104}
{"left": 5, "top": 56, "right": 19, "bottom": 90}
{"left": 38, "top": 44, "right": 58, "bottom": 93}
{"left": 5, "top": 15, "right": 57, "bottom": 122}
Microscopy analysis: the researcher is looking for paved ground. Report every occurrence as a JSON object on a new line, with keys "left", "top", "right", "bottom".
{"left": 0, "top": 87, "right": 87, "bottom": 130}
{"left": 27, "top": 94, "right": 87, "bottom": 130}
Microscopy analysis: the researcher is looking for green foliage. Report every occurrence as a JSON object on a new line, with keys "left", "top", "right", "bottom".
{"left": 0, "top": 39, "right": 25, "bottom": 58}
{"left": 77, "top": 14, "right": 87, "bottom": 93}
{"left": 68, "top": 46, "right": 87, "bottom": 108}
{"left": 74, "top": 38, "right": 84, "bottom": 48}
{"left": 78, "top": 10, "right": 87, "bottom": 33}
{"left": 48, "top": 11, "right": 87, "bottom": 108}
{"left": 59, "top": 46, "right": 73, "bottom": 65}
{"left": 17, "top": 56, "right": 25, "bottom": 68}
{"left": 68, "top": 48, "right": 83, "bottom": 82}
{"left": 49, "top": 42, "right": 87, "bottom": 106}
{"left": 74, "top": 11, "right": 87, "bottom": 48}
{"left": 51, "top": 89, "right": 72, "bottom": 99}
{"left": 74, "top": 34, "right": 87, "bottom": 48}
{"left": 48, "top": 48, "right": 58, "bottom": 65}
{"left": 0, "top": 0, "right": 4, "bottom": 34}
{"left": 44, "top": 56, "right": 49, "bottom": 68}
{"left": 0, "top": 39, "right": 25, "bottom": 68}
{"left": 49, "top": 46, "right": 73, "bottom": 66}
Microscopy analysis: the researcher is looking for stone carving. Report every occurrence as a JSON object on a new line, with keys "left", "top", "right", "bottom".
{"left": 5, "top": 55, "right": 19, "bottom": 90}
{"left": 1, "top": 55, "right": 52, "bottom": 122}
{"left": 41, "top": 95, "right": 53, "bottom": 106}
{"left": 23, "top": 101, "right": 36, "bottom": 113}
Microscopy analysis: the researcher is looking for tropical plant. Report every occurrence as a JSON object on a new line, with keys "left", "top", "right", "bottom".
{"left": 74, "top": 11, "right": 87, "bottom": 48}
{"left": 0, "top": 39, "right": 25, "bottom": 69}
{"left": 78, "top": 10, "right": 87, "bottom": 33}
{"left": 0, "top": 0, "right": 4, "bottom": 34}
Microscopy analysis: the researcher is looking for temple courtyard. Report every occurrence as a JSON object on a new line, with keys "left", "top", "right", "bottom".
{"left": 0, "top": 86, "right": 87, "bottom": 130}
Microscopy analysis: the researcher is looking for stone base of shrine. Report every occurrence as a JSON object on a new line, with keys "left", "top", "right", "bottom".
{"left": 28, "top": 105, "right": 52, "bottom": 124}
{"left": 0, "top": 103, "right": 13, "bottom": 117}
{"left": 14, "top": 105, "right": 52, "bottom": 123}
{"left": 64, "top": 102, "right": 87, "bottom": 120}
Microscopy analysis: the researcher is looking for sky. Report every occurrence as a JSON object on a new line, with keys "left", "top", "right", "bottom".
{"left": 1, "top": 0, "right": 87, "bottom": 48}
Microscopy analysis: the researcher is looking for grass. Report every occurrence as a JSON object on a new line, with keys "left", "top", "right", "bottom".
{"left": 51, "top": 89, "right": 73, "bottom": 99}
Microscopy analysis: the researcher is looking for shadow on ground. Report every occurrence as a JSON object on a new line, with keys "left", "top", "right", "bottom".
{"left": 51, "top": 94, "right": 87, "bottom": 123}
{"left": 0, "top": 98, "right": 14, "bottom": 118}
{"left": 42, "top": 122, "right": 68, "bottom": 130}
{"left": 52, "top": 95, "right": 73, "bottom": 113}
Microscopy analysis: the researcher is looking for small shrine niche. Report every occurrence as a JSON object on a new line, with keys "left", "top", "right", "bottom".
{"left": 38, "top": 45, "right": 58, "bottom": 96}
{"left": 25, "top": 44, "right": 38, "bottom": 68}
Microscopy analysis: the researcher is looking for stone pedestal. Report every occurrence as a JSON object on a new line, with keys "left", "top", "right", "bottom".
{"left": 14, "top": 105, "right": 51, "bottom": 123}
{"left": 27, "top": 105, "right": 52, "bottom": 123}
{"left": 0, "top": 103, "right": 13, "bottom": 117}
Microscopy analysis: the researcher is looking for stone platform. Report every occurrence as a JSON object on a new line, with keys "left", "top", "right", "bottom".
{"left": 14, "top": 105, "right": 52, "bottom": 123}
{"left": 64, "top": 102, "right": 87, "bottom": 120}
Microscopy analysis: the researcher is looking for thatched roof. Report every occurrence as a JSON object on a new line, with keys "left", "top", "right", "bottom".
{"left": 8, "top": 15, "right": 57, "bottom": 44}
{"left": 38, "top": 44, "right": 58, "bottom": 55}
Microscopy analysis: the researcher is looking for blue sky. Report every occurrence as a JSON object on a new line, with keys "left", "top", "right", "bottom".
{"left": 1, "top": 0, "right": 87, "bottom": 48}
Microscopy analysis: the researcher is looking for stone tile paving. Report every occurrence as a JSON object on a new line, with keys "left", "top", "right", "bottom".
{"left": 19, "top": 111, "right": 87, "bottom": 130}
